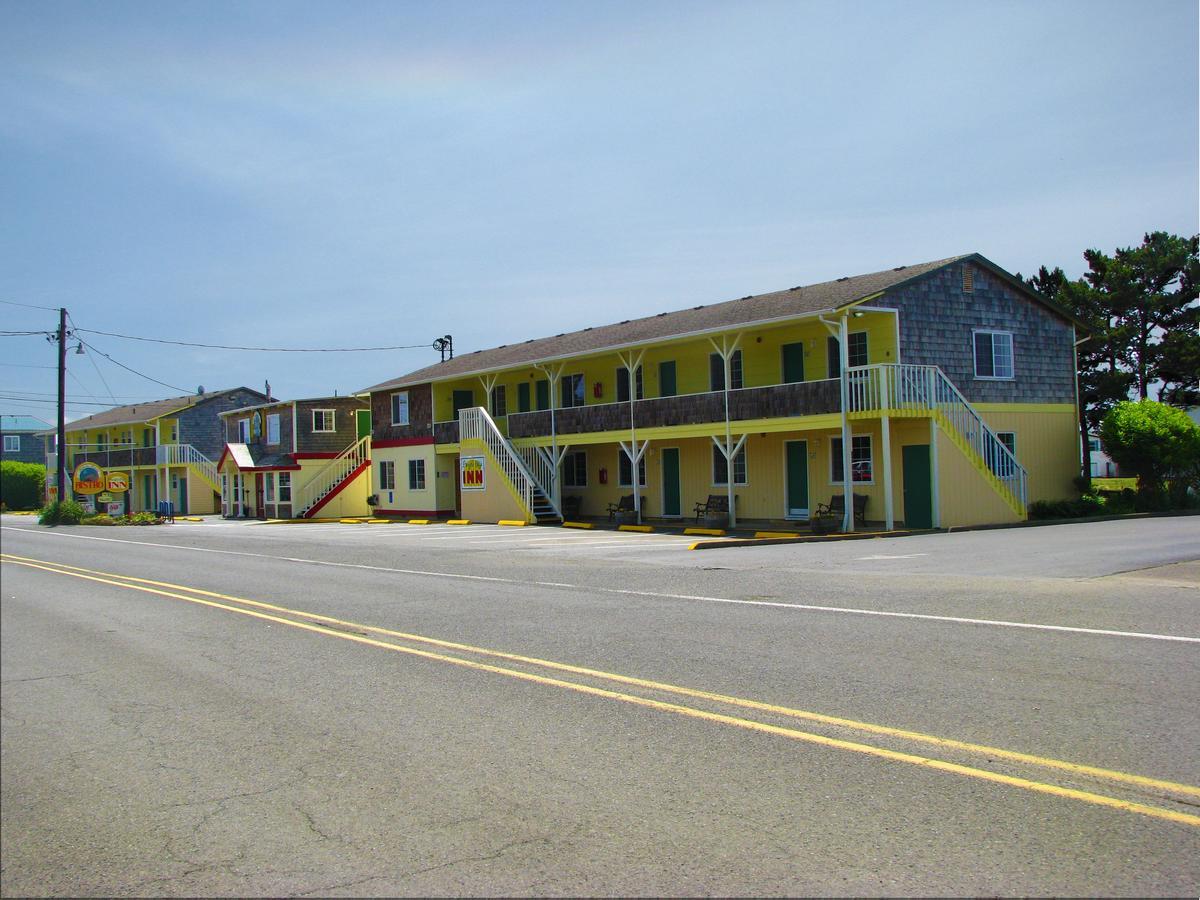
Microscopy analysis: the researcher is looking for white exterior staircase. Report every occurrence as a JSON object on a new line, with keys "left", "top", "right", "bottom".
{"left": 295, "top": 436, "right": 370, "bottom": 518}
{"left": 157, "top": 443, "right": 221, "bottom": 493}
{"left": 846, "top": 363, "right": 1028, "bottom": 515}
{"left": 459, "top": 407, "right": 561, "bottom": 523}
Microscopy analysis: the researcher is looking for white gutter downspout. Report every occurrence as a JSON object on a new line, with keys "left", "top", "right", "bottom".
{"left": 819, "top": 312, "right": 854, "bottom": 533}
{"left": 291, "top": 402, "right": 298, "bottom": 456}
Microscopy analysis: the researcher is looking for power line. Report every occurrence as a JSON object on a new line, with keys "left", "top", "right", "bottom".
{"left": 0, "top": 395, "right": 116, "bottom": 408}
{"left": 75, "top": 336, "right": 189, "bottom": 394}
{"left": 74, "top": 327, "right": 432, "bottom": 353}
{"left": 0, "top": 298, "right": 61, "bottom": 312}
{"left": 0, "top": 362, "right": 57, "bottom": 369}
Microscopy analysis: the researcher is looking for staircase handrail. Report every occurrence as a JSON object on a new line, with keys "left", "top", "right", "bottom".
{"left": 156, "top": 443, "right": 220, "bottom": 490}
{"left": 295, "top": 435, "right": 370, "bottom": 515}
{"left": 460, "top": 407, "right": 560, "bottom": 520}
{"left": 846, "top": 364, "right": 1027, "bottom": 510}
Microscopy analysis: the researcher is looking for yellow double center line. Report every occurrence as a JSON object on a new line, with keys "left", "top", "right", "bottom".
{"left": 5, "top": 552, "right": 1198, "bottom": 828}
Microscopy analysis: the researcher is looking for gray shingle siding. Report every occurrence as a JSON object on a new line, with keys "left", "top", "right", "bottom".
{"left": 180, "top": 389, "right": 268, "bottom": 458}
{"left": 878, "top": 262, "right": 1076, "bottom": 404}
{"left": 0, "top": 431, "right": 48, "bottom": 464}
{"left": 294, "top": 399, "right": 368, "bottom": 453}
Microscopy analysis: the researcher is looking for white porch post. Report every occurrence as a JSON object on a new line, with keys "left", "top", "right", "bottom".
{"left": 707, "top": 333, "right": 743, "bottom": 527}
{"left": 536, "top": 363, "right": 564, "bottom": 508}
{"left": 880, "top": 367, "right": 894, "bottom": 530}
{"left": 837, "top": 315, "right": 853, "bottom": 532}
{"left": 617, "top": 348, "right": 646, "bottom": 522}
{"left": 619, "top": 439, "right": 649, "bottom": 522}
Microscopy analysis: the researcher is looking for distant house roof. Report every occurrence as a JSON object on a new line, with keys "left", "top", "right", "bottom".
{"left": 63, "top": 388, "right": 267, "bottom": 431}
{"left": 362, "top": 252, "right": 1077, "bottom": 392}
{"left": 218, "top": 395, "right": 369, "bottom": 418}
{"left": 0, "top": 415, "right": 51, "bottom": 432}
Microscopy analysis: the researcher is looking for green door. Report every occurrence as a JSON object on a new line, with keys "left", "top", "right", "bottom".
{"left": 782, "top": 343, "right": 805, "bottom": 383}
{"left": 662, "top": 448, "right": 681, "bottom": 516}
{"left": 452, "top": 390, "right": 474, "bottom": 417}
{"left": 517, "top": 382, "right": 531, "bottom": 413}
{"left": 902, "top": 444, "right": 933, "bottom": 529}
{"left": 786, "top": 440, "right": 808, "bottom": 517}
{"left": 659, "top": 361, "right": 677, "bottom": 397}
{"left": 356, "top": 409, "right": 372, "bottom": 440}
{"left": 535, "top": 380, "right": 549, "bottom": 410}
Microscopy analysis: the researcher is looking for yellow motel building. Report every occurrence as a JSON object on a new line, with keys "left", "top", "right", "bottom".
{"left": 61, "top": 387, "right": 267, "bottom": 515}
{"left": 360, "top": 254, "right": 1085, "bottom": 531}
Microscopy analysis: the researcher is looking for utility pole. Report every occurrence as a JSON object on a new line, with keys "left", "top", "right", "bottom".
{"left": 57, "top": 307, "right": 67, "bottom": 504}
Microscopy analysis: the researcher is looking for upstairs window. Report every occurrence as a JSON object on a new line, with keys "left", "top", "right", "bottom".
{"left": 491, "top": 385, "right": 507, "bottom": 418}
{"left": 517, "top": 382, "right": 531, "bottom": 413}
{"left": 848, "top": 331, "right": 868, "bottom": 368}
{"left": 827, "top": 335, "right": 841, "bottom": 379}
{"left": 974, "top": 330, "right": 1014, "bottom": 380}
{"left": 561, "top": 373, "right": 586, "bottom": 408}
{"left": 616, "top": 365, "right": 644, "bottom": 402}
{"left": 709, "top": 350, "right": 743, "bottom": 391}
{"left": 391, "top": 392, "right": 409, "bottom": 426}
{"left": 238, "top": 419, "right": 250, "bottom": 443}
{"left": 312, "top": 409, "right": 336, "bottom": 432}
{"left": 142, "top": 428, "right": 154, "bottom": 447}
{"left": 266, "top": 414, "right": 281, "bottom": 445}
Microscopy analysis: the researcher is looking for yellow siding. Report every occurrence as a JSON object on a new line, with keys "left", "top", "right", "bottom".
{"left": 372, "top": 444, "right": 440, "bottom": 513}
{"left": 977, "top": 406, "right": 1079, "bottom": 504}
{"left": 936, "top": 426, "right": 1021, "bottom": 527}
{"left": 458, "top": 438, "right": 528, "bottom": 523}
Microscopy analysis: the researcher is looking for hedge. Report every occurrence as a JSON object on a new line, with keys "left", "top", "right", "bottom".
{"left": 0, "top": 460, "right": 47, "bottom": 511}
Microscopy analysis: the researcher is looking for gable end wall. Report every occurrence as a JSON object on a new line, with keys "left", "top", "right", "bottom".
{"left": 878, "top": 262, "right": 1076, "bottom": 404}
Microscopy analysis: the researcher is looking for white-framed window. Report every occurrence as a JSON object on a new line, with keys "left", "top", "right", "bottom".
{"left": 408, "top": 458, "right": 426, "bottom": 491}
{"left": 3, "top": 435, "right": 19, "bottom": 452}
{"left": 974, "top": 330, "right": 1014, "bottom": 380}
{"left": 266, "top": 414, "right": 280, "bottom": 445}
{"left": 313, "top": 409, "right": 336, "bottom": 432}
{"left": 848, "top": 331, "right": 868, "bottom": 368}
{"left": 491, "top": 385, "right": 507, "bottom": 418}
{"left": 831, "top": 435, "right": 874, "bottom": 484}
{"left": 561, "top": 373, "right": 586, "bottom": 408}
{"left": 391, "top": 392, "right": 409, "bottom": 426}
{"left": 265, "top": 472, "right": 275, "bottom": 502}
{"left": 709, "top": 350, "right": 743, "bottom": 391}
{"left": 712, "top": 444, "right": 748, "bottom": 486}
{"left": 238, "top": 418, "right": 250, "bottom": 442}
{"left": 618, "top": 449, "right": 647, "bottom": 487}
{"left": 616, "top": 365, "right": 644, "bottom": 402}
{"left": 988, "top": 431, "right": 1018, "bottom": 478}
{"left": 379, "top": 460, "right": 396, "bottom": 491}
{"left": 563, "top": 451, "right": 587, "bottom": 488}
{"left": 277, "top": 472, "right": 292, "bottom": 502}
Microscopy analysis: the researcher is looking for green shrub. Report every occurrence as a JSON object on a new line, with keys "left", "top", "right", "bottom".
{"left": 0, "top": 460, "right": 47, "bottom": 511}
{"left": 81, "top": 513, "right": 118, "bottom": 526}
{"left": 1028, "top": 494, "right": 1107, "bottom": 520}
{"left": 1100, "top": 400, "right": 1200, "bottom": 504}
{"left": 128, "top": 511, "right": 163, "bottom": 525}
{"left": 39, "top": 499, "right": 85, "bottom": 526}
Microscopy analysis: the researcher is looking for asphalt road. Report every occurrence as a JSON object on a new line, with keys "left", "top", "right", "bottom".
{"left": 2, "top": 514, "right": 1198, "bottom": 896}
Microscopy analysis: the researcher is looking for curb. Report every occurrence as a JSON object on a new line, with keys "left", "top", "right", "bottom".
{"left": 689, "top": 529, "right": 920, "bottom": 550}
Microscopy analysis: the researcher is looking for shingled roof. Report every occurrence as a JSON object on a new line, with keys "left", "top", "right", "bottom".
{"left": 362, "top": 254, "right": 991, "bottom": 393}
{"left": 64, "top": 388, "right": 258, "bottom": 430}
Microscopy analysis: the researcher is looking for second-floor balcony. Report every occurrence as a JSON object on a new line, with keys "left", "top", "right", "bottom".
{"left": 496, "top": 379, "right": 841, "bottom": 441}
{"left": 71, "top": 445, "right": 157, "bottom": 467}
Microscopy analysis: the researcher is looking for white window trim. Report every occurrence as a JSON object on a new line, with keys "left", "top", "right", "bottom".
{"left": 266, "top": 414, "right": 280, "bottom": 445}
{"left": 711, "top": 445, "right": 748, "bottom": 487}
{"left": 3, "top": 435, "right": 19, "bottom": 452}
{"left": 238, "top": 418, "right": 250, "bottom": 442}
{"left": 408, "top": 458, "right": 427, "bottom": 491}
{"left": 831, "top": 434, "right": 875, "bottom": 485}
{"left": 277, "top": 472, "right": 292, "bottom": 502}
{"left": 391, "top": 392, "right": 410, "bottom": 426}
{"left": 563, "top": 450, "right": 588, "bottom": 488}
{"left": 265, "top": 472, "right": 275, "bottom": 502}
{"left": 563, "top": 373, "right": 586, "bottom": 408}
{"left": 847, "top": 330, "right": 869, "bottom": 369}
{"left": 312, "top": 409, "right": 336, "bottom": 432}
{"left": 618, "top": 451, "right": 647, "bottom": 487}
{"left": 379, "top": 460, "right": 396, "bottom": 492}
{"left": 973, "top": 329, "right": 1015, "bottom": 380}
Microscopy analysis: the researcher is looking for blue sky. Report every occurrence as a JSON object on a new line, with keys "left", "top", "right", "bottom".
{"left": 2, "top": 0, "right": 1196, "bottom": 424}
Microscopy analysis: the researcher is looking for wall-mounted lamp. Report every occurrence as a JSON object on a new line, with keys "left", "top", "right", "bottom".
{"left": 851, "top": 310, "right": 865, "bottom": 318}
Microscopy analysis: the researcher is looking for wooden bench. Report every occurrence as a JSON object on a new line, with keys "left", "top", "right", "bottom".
{"left": 813, "top": 492, "right": 868, "bottom": 525}
{"left": 607, "top": 494, "right": 635, "bottom": 521}
{"left": 693, "top": 494, "right": 730, "bottom": 523}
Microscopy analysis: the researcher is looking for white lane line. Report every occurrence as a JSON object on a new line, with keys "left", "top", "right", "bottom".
{"left": 5, "top": 526, "right": 1197, "bottom": 644}
{"left": 856, "top": 553, "right": 929, "bottom": 560}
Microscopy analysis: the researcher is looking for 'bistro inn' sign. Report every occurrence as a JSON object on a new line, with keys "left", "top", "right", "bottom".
{"left": 72, "top": 462, "right": 105, "bottom": 495}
